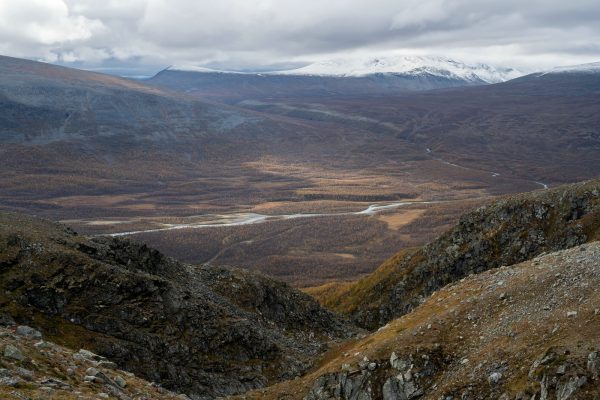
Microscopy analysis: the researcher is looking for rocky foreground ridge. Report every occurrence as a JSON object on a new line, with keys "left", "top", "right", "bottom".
{"left": 0, "top": 211, "right": 356, "bottom": 399}
{"left": 0, "top": 322, "right": 188, "bottom": 399}
{"left": 245, "top": 241, "right": 600, "bottom": 399}
{"left": 313, "top": 179, "right": 600, "bottom": 329}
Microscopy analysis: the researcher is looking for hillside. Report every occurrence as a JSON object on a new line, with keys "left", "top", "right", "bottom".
{"left": 0, "top": 211, "right": 356, "bottom": 399}
{"left": 310, "top": 179, "right": 600, "bottom": 329}
{"left": 247, "top": 241, "right": 600, "bottom": 399}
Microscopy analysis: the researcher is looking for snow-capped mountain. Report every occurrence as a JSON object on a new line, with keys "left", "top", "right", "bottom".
{"left": 273, "top": 55, "right": 522, "bottom": 84}
{"left": 544, "top": 61, "right": 600, "bottom": 74}
{"left": 168, "top": 55, "right": 522, "bottom": 84}
{"left": 153, "top": 55, "right": 523, "bottom": 98}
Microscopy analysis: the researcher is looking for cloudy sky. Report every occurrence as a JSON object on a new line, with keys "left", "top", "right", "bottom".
{"left": 1, "top": 0, "right": 599, "bottom": 76}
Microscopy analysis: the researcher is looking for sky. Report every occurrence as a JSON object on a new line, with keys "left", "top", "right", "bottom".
{"left": 0, "top": 0, "right": 599, "bottom": 76}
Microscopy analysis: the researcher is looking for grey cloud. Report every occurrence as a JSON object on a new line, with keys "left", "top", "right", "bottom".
{"left": 1, "top": 0, "right": 599, "bottom": 75}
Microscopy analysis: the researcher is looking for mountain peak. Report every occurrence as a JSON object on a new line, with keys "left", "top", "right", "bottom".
{"left": 273, "top": 55, "right": 522, "bottom": 83}
{"left": 546, "top": 60, "right": 600, "bottom": 74}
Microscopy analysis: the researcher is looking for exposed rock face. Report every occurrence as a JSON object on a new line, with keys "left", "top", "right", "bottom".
{"left": 307, "top": 349, "right": 598, "bottom": 400}
{"left": 306, "top": 347, "right": 442, "bottom": 400}
{"left": 331, "top": 180, "right": 600, "bottom": 329}
{"left": 0, "top": 211, "right": 356, "bottom": 399}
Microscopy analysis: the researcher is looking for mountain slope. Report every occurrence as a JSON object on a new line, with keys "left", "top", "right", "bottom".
{"left": 0, "top": 54, "right": 225, "bottom": 144}
{"left": 0, "top": 211, "right": 356, "bottom": 398}
{"left": 250, "top": 241, "right": 600, "bottom": 399}
{"left": 311, "top": 179, "right": 600, "bottom": 329}
{"left": 0, "top": 54, "right": 370, "bottom": 218}
{"left": 237, "top": 65, "right": 600, "bottom": 186}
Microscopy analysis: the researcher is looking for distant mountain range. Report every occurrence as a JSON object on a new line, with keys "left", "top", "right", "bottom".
{"left": 171, "top": 55, "right": 522, "bottom": 82}
{"left": 154, "top": 55, "right": 523, "bottom": 99}
{"left": 269, "top": 55, "right": 522, "bottom": 83}
{"left": 156, "top": 58, "right": 600, "bottom": 100}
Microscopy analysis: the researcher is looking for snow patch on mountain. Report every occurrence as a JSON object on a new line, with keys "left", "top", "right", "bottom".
{"left": 273, "top": 55, "right": 522, "bottom": 83}
{"left": 544, "top": 61, "right": 600, "bottom": 74}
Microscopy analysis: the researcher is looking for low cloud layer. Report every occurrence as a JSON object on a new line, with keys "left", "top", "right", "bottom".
{"left": 1, "top": 0, "right": 599, "bottom": 75}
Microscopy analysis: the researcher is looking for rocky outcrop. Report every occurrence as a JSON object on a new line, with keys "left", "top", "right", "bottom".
{"left": 0, "top": 323, "right": 189, "bottom": 399}
{"left": 324, "top": 179, "right": 600, "bottom": 329}
{"left": 530, "top": 349, "right": 596, "bottom": 400}
{"left": 306, "top": 349, "right": 599, "bottom": 400}
{"left": 0, "top": 211, "right": 356, "bottom": 399}
{"left": 307, "top": 348, "right": 442, "bottom": 400}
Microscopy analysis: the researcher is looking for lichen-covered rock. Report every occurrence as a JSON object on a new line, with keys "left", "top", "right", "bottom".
{"left": 306, "top": 346, "right": 443, "bottom": 400}
{"left": 15, "top": 325, "right": 42, "bottom": 339}
{"left": 0, "top": 324, "right": 187, "bottom": 399}
{"left": 4, "top": 344, "right": 25, "bottom": 361}
{"left": 306, "top": 371, "right": 373, "bottom": 400}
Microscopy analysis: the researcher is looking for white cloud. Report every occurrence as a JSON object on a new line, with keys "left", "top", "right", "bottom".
{"left": 0, "top": 0, "right": 104, "bottom": 49}
{"left": 0, "top": 0, "right": 599, "bottom": 73}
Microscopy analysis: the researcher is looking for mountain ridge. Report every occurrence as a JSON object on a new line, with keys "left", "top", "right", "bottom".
{"left": 167, "top": 55, "right": 522, "bottom": 83}
{"left": 0, "top": 210, "right": 357, "bottom": 398}
{"left": 544, "top": 60, "right": 600, "bottom": 75}
{"left": 309, "top": 179, "right": 600, "bottom": 329}
{"left": 271, "top": 55, "right": 522, "bottom": 83}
